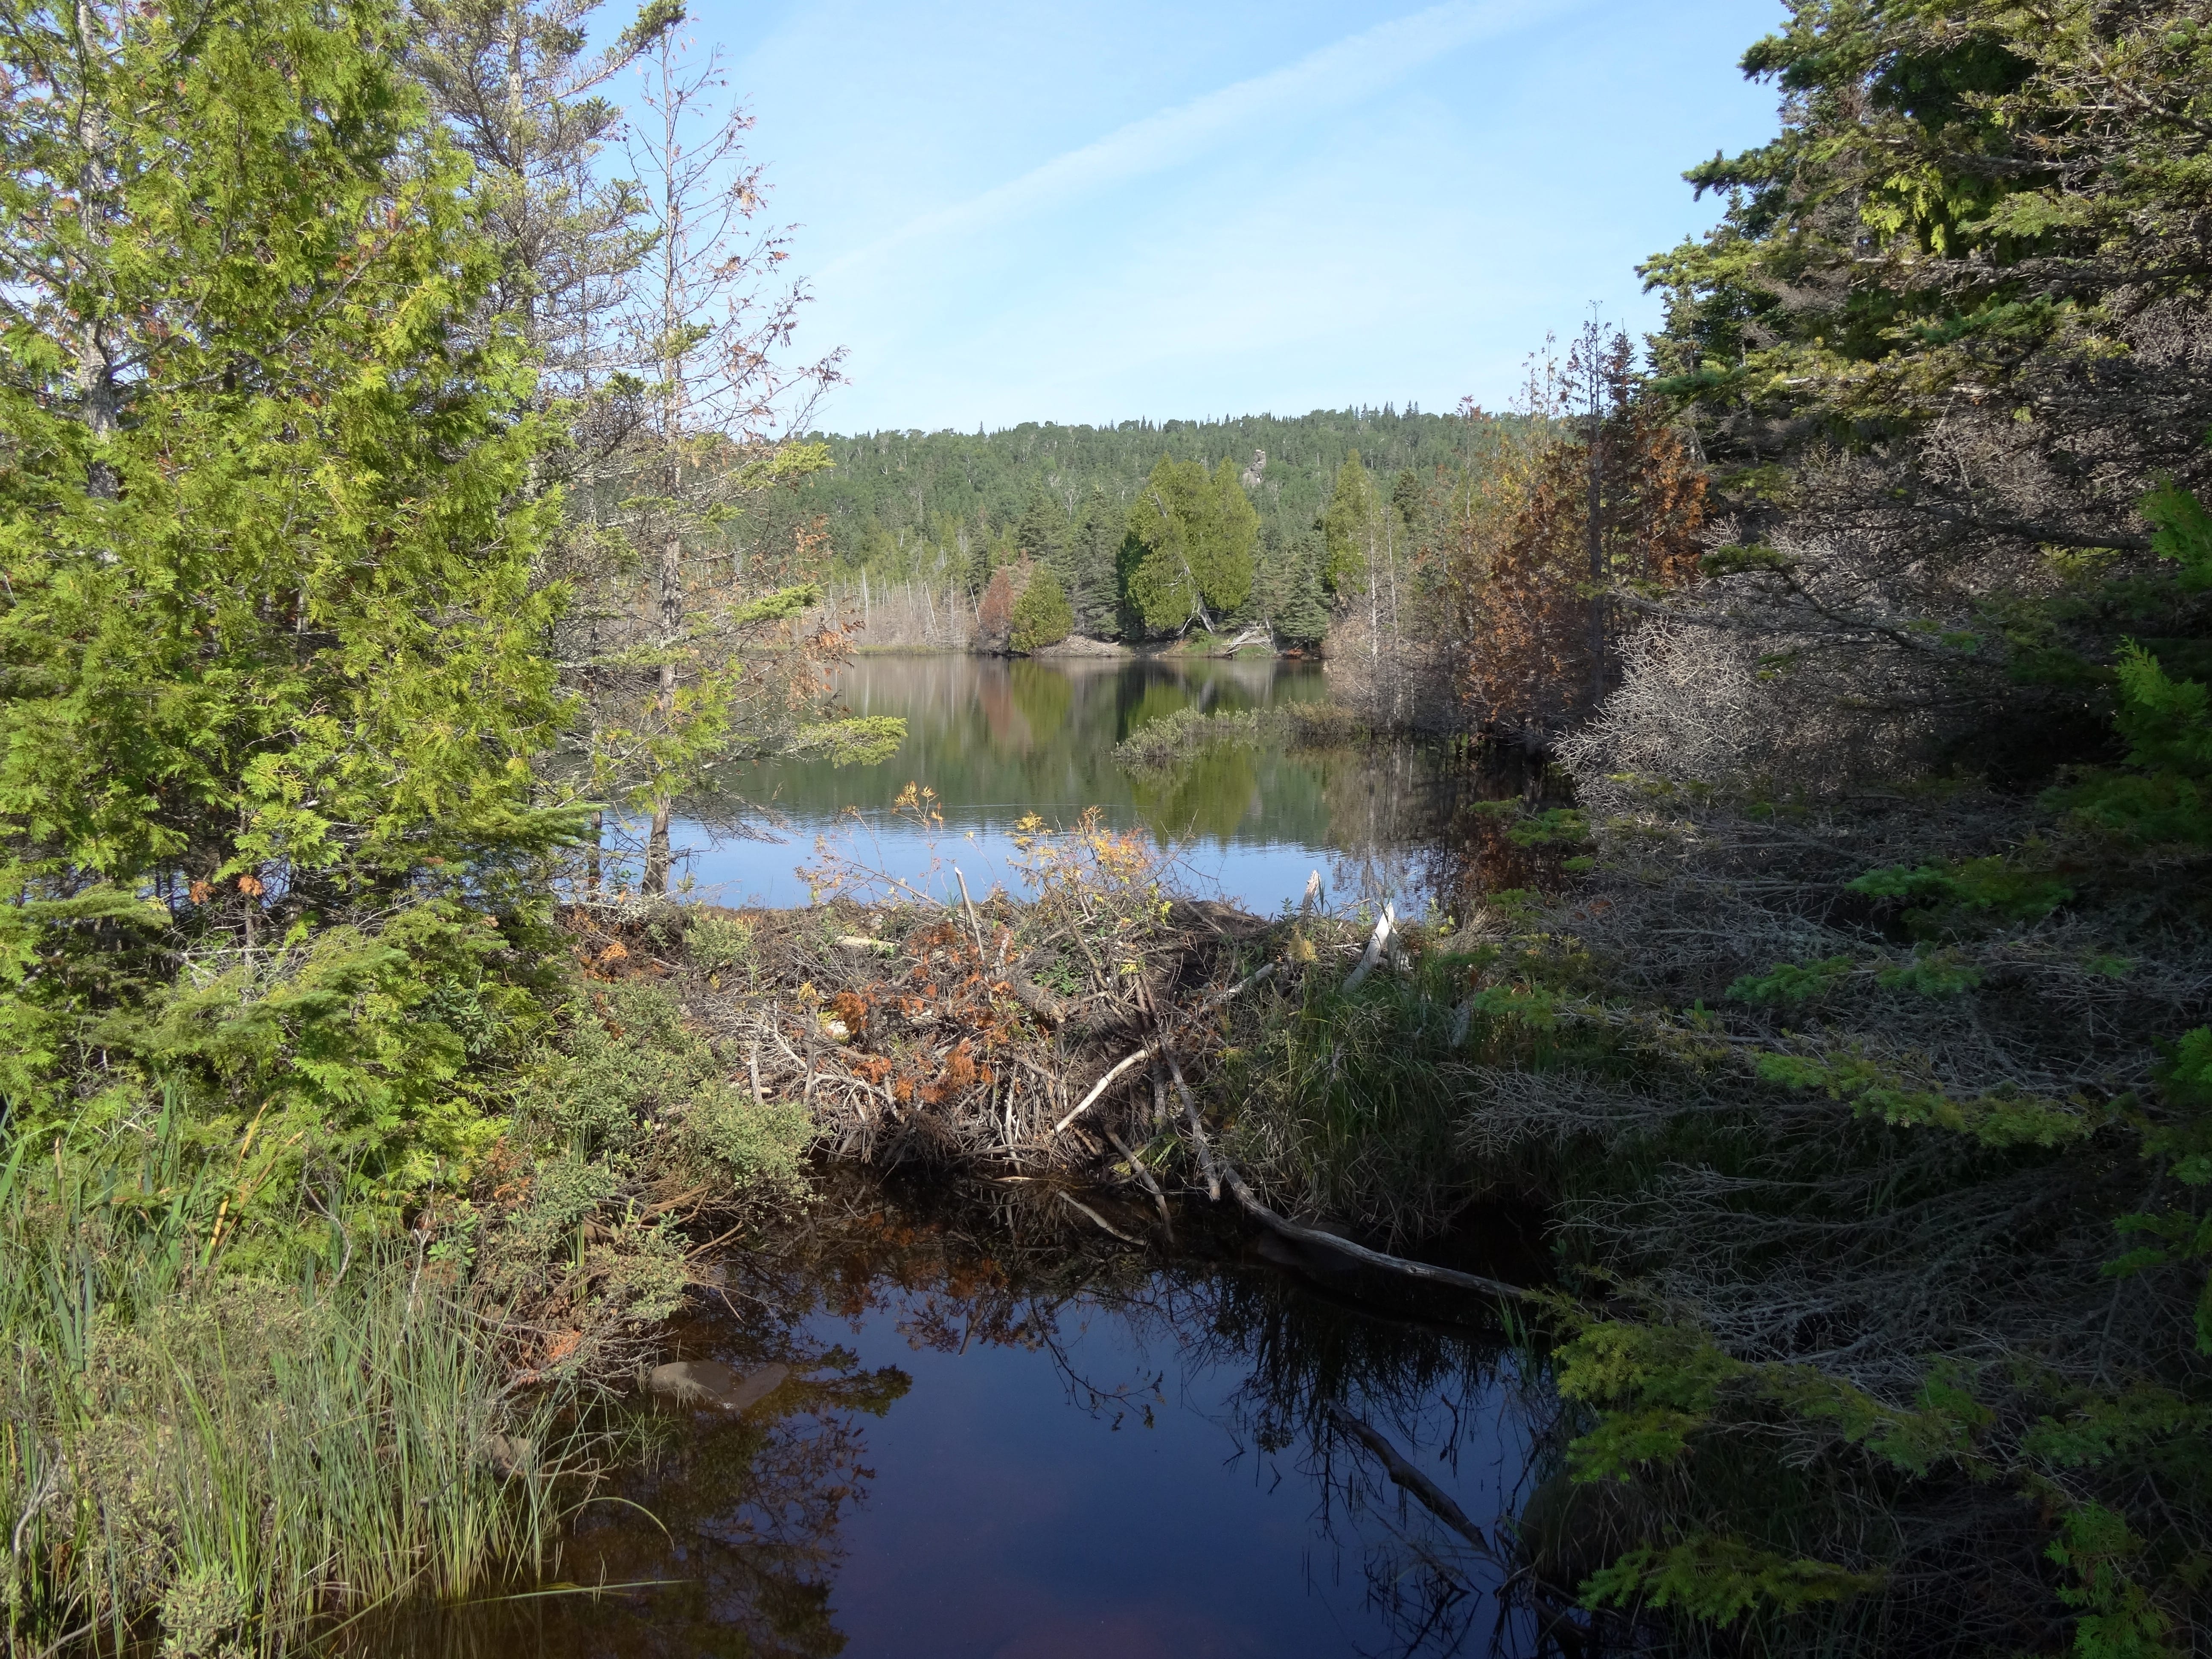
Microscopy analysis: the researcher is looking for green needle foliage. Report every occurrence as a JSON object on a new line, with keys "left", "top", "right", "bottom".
{"left": 0, "top": 0, "right": 576, "bottom": 1193}
{"left": 1008, "top": 561, "right": 1073, "bottom": 653}
{"left": 1122, "top": 454, "right": 1257, "bottom": 635}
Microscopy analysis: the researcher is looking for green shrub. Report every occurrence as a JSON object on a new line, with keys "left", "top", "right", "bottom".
{"left": 1010, "top": 561, "right": 1074, "bottom": 651}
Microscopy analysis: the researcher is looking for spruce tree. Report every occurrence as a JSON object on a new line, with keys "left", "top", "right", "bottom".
{"left": 1014, "top": 480, "right": 1071, "bottom": 587}
{"left": 1068, "top": 488, "right": 1125, "bottom": 635}
{"left": 1271, "top": 533, "right": 1332, "bottom": 647}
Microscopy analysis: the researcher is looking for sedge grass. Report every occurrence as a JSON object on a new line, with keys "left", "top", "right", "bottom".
{"left": 0, "top": 1119, "right": 612, "bottom": 1657}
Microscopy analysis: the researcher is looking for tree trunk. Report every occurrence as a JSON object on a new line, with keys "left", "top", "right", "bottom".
{"left": 645, "top": 530, "right": 681, "bottom": 896}
{"left": 644, "top": 803, "right": 672, "bottom": 895}
{"left": 1586, "top": 402, "right": 1606, "bottom": 713}
{"left": 587, "top": 808, "right": 603, "bottom": 895}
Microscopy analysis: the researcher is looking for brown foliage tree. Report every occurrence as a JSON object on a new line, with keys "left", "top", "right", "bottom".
{"left": 972, "top": 560, "right": 1027, "bottom": 655}
{"left": 1443, "top": 326, "right": 1706, "bottom": 750}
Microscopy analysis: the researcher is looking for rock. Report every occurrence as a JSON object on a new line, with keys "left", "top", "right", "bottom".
{"left": 646, "top": 1359, "right": 792, "bottom": 1414}
{"left": 480, "top": 1432, "right": 532, "bottom": 1474}
{"left": 722, "top": 1362, "right": 790, "bottom": 1413}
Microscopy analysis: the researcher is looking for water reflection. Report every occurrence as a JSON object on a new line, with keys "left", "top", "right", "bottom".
{"left": 666, "top": 655, "right": 1537, "bottom": 917}
{"left": 344, "top": 1177, "right": 1545, "bottom": 1658}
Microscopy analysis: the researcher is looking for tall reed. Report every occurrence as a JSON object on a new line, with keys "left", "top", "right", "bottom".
{"left": 0, "top": 1112, "right": 601, "bottom": 1657}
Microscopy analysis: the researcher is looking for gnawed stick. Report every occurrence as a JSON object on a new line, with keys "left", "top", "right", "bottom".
{"left": 1189, "top": 960, "right": 1281, "bottom": 1023}
{"left": 1217, "top": 1163, "right": 1527, "bottom": 1301}
{"left": 1052, "top": 961, "right": 1282, "bottom": 1135}
{"left": 1103, "top": 1121, "right": 1173, "bottom": 1239}
{"left": 1343, "top": 903, "right": 1395, "bottom": 992}
{"left": 1054, "top": 1044, "right": 1153, "bottom": 1133}
{"left": 1165, "top": 1050, "right": 1220, "bottom": 1201}
{"left": 1058, "top": 1189, "right": 1142, "bottom": 1246}
{"left": 1325, "top": 1403, "right": 1497, "bottom": 1557}
{"left": 952, "top": 865, "right": 990, "bottom": 964}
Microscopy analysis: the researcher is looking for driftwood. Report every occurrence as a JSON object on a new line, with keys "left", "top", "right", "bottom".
{"left": 1207, "top": 623, "right": 1274, "bottom": 657}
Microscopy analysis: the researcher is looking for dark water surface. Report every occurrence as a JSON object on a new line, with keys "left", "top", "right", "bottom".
{"left": 662, "top": 655, "right": 1480, "bottom": 917}
{"left": 346, "top": 1180, "right": 1545, "bottom": 1659}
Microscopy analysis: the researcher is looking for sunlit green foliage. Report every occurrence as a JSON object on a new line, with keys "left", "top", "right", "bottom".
{"left": 1122, "top": 455, "right": 1258, "bottom": 635}
{"left": 1009, "top": 561, "right": 1074, "bottom": 652}
{"left": 0, "top": 0, "right": 583, "bottom": 1203}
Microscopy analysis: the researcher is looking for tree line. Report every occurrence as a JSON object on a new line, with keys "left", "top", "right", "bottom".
{"left": 736, "top": 405, "right": 1509, "bottom": 648}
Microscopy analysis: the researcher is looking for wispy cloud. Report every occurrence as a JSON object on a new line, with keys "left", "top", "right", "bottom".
{"left": 821, "top": 0, "right": 1578, "bottom": 280}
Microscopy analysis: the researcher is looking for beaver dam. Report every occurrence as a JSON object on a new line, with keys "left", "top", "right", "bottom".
{"left": 430, "top": 825, "right": 1577, "bottom": 1655}
{"left": 567, "top": 810, "right": 1538, "bottom": 1298}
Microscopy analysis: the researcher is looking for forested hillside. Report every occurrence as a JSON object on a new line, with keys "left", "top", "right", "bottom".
{"left": 727, "top": 405, "right": 1508, "bottom": 646}
{"left": 797, "top": 406, "right": 1467, "bottom": 571}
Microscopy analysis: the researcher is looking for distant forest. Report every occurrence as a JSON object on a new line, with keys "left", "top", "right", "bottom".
{"left": 738, "top": 406, "right": 1504, "bottom": 642}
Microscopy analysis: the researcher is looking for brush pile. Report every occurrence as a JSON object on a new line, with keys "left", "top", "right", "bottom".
{"left": 562, "top": 808, "right": 1291, "bottom": 1185}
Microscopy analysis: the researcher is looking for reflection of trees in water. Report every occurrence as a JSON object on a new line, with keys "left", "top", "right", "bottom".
{"left": 701, "top": 655, "right": 1326, "bottom": 834}
{"left": 1107, "top": 1259, "right": 1542, "bottom": 1659}
{"left": 337, "top": 1286, "right": 911, "bottom": 1659}
{"left": 1303, "top": 737, "right": 1564, "bottom": 924}
{"left": 343, "top": 1177, "right": 1541, "bottom": 1659}
{"left": 1129, "top": 742, "right": 1264, "bottom": 842}
{"left": 759, "top": 1179, "right": 1541, "bottom": 1659}
{"left": 1410, "top": 747, "right": 1565, "bottom": 921}
{"left": 1308, "top": 737, "right": 1444, "bottom": 914}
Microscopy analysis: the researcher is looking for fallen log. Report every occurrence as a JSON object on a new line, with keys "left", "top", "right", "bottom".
{"left": 1217, "top": 1163, "right": 1527, "bottom": 1301}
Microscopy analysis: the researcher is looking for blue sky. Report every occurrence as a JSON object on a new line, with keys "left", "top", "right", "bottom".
{"left": 657, "top": 0, "right": 1788, "bottom": 434}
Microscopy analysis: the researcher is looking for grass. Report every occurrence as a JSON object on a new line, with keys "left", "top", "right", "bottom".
{"left": 1211, "top": 927, "right": 1493, "bottom": 1245}
{"left": 1113, "top": 701, "right": 1368, "bottom": 769}
{"left": 0, "top": 1107, "right": 614, "bottom": 1658}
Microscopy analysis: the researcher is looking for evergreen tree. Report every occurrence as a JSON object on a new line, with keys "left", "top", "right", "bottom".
{"left": 1014, "top": 480, "right": 1071, "bottom": 587}
{"left": 590, "top": 25, "right": 871, "bottom": 892}
{"left": 0, "top": 0, "right": 570, "bottom": 1181}
{"left": 1067, "top": 488, "right": 1125, "bottom": 635}
{"left": 1009, "top": 562, "right": 1074, "bottom": 652}
{"left": 1123, "top": 456, "right": 1257, "bottom": 634}
{"left": 1320, "top": 451, "right": 1384, "bottom": 596}
{"left": 1271, "top": 533, "right": 1331, "bottom": 647}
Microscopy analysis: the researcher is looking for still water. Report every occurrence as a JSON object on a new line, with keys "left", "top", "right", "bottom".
{"left": 351, "top": 1177, "right": 1546, "bottom": 1659}
{"left": 664, "top": 655, "right": 1472, "bottom": 916}
{"left": 486, "top": 657, "right": 1553, "bottom": 1656}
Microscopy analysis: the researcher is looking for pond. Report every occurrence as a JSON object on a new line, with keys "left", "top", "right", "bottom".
{"left": 658, "top": 654, "right": 1493, "bottom": 917}
{"left": 343, "top": 1173, "right": 1551, "bottom": 1659}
